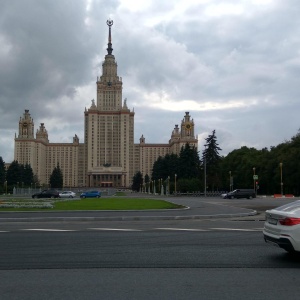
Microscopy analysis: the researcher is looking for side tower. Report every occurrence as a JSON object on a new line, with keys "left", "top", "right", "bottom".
{"left": 14, "top": 110, "right": 49, "bottom": 184}
{"left": 169, "top": 112, "right": 198, "bottom": 154}
{"left": 84, "top": 20, "right": 135, "bottom": 188}
{"left": 14, "top": 109, "right": 37, "bottom": 171}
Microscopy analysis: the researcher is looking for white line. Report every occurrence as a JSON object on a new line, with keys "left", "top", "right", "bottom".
{"left": 211, "top": 228, "right": 261, "bottom": 232}
{"left": 89, "top": 228, "right": 142, "bottom": 231}
{"left": 0, "top": 231, "right": 9, "bottom": 233}
{"left": 22, "top": 229, "right": 75, "bottom": 232}
{"left": 156, "top": 228, "right": 209, "bottom": 231}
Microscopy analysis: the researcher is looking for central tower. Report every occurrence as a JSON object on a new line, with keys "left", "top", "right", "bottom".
{"left": 84, "top": 20, "right": 135, "bottom": 188}
{"left": 96, "top": 20, "right": 123, "bottom": 111}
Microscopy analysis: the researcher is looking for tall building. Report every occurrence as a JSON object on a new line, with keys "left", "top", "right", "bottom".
{"left": 14, "top": 20, "right": 198, "bottom": 188}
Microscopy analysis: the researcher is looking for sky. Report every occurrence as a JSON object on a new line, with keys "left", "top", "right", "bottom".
{"left": 1, "top": 0, "right": 300, "bottom": 163}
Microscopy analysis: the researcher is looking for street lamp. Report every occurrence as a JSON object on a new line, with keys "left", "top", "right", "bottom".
{"left": 174, "top": 174, "right": 177, "bottom": 195}
{"left": 159, "top": 178, "right": 162, "bottom": 194}
{"left": 229, "top": 171, "right": 231, "bottom": 192}
{"left": 280, "top": 163, "right": 283, "bottom": 196}
{"left": 253, "top": 167, "right": 256, "bottom": 194}
{"left": 204, "top": 146, "right": 207, "bottom": 197}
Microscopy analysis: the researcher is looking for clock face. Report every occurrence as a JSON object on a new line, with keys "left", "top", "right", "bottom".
{"left": 185, "top": 123, "right": 191, "bottom": 130}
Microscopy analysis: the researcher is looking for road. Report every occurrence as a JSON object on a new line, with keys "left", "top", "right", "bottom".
{"left": 0, "top": 196, "right": 299, "bottom": 299}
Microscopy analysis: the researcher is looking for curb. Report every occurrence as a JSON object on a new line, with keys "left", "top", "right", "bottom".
{"left": 0, "top": 210, "right": 257, "bottom": 222}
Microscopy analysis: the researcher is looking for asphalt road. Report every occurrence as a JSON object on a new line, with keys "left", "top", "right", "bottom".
{"left": 0, "top": 196, "right": 299, "bottom": 300}
{"left": 0, "top": 195, "right": 287, "bottom": 221}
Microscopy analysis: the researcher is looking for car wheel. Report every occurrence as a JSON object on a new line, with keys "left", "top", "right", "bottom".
{"left": 82, "top": 196, "right": 86, "bottom": 198}
{"left": 51, "top": 195, "right": 55, "bottom": 199}
{"left": 34, "top": 195, "right": 38, "bottom": 199}
{"left": 69, "top": 195, "right": 72, "bottom": 198}
{"left": 97, "top": 195, "right": 100, "bottom": 198}
{"left": 227, "top": 196, "right": 231, "bottom": 199}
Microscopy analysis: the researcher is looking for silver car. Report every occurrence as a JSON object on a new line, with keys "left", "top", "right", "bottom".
{"left": 59, "top": 191, "right": 76, "bottom": 198}
{"left": 263, "top": 200, "right": 300, "bottom": 253}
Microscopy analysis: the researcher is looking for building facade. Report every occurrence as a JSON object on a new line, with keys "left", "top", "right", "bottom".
{"left": 14, "top": 20, "right": 198, "bottom": 188}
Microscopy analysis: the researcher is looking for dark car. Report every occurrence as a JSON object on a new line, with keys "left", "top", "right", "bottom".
{"left": 225, "top": 189, "right": 256, "bottom": 199}
{"left": 32, "top": 189, "right": 60, "bottom": 199}
{"left": 80, "top": 190, "right": 101, "bottom": 198}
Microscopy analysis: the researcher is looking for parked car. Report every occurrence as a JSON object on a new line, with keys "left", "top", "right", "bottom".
{"left": 224, "top": 189, "right": 256, "bottom": 199}
{"left": 80, "top": 190, "right": 101, "bottom": 198}
{"left": 59, "top": 191, "right": 76, "bottom": 198}
{"left": 32, "top": 189, "right": 60, "bottom": 199}
{"left": 263, "top": 200, "right": 300, "bottom": 253}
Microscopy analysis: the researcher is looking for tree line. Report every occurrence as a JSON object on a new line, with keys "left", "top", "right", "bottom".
{"left": 0, "top": 159, "right": 63, "bottom": 193}
{"left": 132, "top": 130, "right": 300, "bottom": 196}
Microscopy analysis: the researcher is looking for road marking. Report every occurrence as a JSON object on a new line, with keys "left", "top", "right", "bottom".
{"left": 4, "top": 227, "right": 264, "bottom": 233}
{"left": 156, "top": 228, "right": 209, "bottom": 231}
{"left": 22, "top": 229, "right": 75, "bottom": 232}
{"left": 211, "top": 228, "right": 262, "bottom": 232}
{"left": 89, "top": 228, "right": 142, "bottom": 231}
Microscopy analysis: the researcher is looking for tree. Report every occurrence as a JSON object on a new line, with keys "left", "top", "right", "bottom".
{"left": 23, "top": 163, "right": 34, "bottom": 187}
{"left": 49, "top": 163, "right": 63, "bottom": 189}
{"left": 144, "top": 174, "right": 150, "bottom": 184}
{"left": 33, "top": 174, "right": 40, "bottom": 188}
{"left": 0, "top": 157, "right": 6, "bottom": 193}
{"left": 132, "top": 171, "right": 143, "bottom": 192}
{"left": 6, "top": 160, "right": 22, "bottom": 187}
{"left": 152, "top": 154, "right": 179, "bottom": 182}
{"left": 178, "top": 143, "right": 201, "bottom": 179}
{"left": 203, "top": 130, "right": 222, "bottom": 190}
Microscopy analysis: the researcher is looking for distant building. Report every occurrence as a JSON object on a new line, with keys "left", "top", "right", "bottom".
{"left": 14, "top": 20, "right": 198, "bottom": 188}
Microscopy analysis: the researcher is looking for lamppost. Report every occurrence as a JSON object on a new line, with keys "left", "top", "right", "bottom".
{"left": 4, "top": 181, "right": 7, "bottom": 194}
{"left": 253, "top": 167, "right": 256, "bottom": 194}
{"left": 174, "top": 174, "right": 177, "bottom": 195}
{"left": 280, "top": 162, "right": 283, "bottom": 196}
{"left": 204, "top": 146, "right": 207, "bottom": 197}
{"left": 167, "top": 176, "right": 170, "bottom": 196}
{"left": 229, "top": 171, "right": 231, "bottom": 192}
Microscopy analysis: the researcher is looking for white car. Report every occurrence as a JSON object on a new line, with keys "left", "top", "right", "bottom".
{"left": 59, "top": 191, "right": 76, "bottom": 198}
{"left": 263, "top": 200, "right": 300, "bottom": 253}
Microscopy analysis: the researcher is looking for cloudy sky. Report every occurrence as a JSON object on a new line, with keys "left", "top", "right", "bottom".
{"left": 1, "top": 0, "right": 300, "bottom": 163}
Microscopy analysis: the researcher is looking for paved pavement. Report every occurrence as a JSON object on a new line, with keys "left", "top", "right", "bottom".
{"left": 0, "top": 195, "right": 258, "bottom": 222}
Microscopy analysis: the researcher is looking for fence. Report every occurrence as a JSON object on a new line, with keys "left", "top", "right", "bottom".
{"left": 10, "top": 187, "right": 117, "bottom": 197}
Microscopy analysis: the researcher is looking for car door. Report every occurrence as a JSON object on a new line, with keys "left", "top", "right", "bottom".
{"left": 41, "top": 191, "right": 48, "bottom": 198}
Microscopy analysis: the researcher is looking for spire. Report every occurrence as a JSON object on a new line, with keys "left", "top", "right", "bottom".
{"left": 106, "top": 19, "right": 113, "bottom": 55}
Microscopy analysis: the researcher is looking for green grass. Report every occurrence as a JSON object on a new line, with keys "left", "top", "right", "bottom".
{"left": 0, "top": 197, "right": 185, "bottom": 211}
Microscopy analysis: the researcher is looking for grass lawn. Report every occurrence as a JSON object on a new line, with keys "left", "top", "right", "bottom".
{"left": 0, "top": 197, "right": 185, "bottom": 211}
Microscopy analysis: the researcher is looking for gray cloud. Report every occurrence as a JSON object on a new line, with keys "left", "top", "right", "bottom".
{"left": 1, "top": 0, "right": 300, "bottom": 163}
